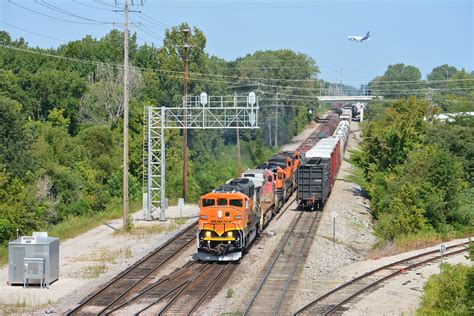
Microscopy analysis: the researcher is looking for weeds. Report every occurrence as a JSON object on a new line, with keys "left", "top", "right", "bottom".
{"left": 226, "top": 288, "right": 235, "bottom": 298}
{"left": 114, "top": 221, "right": 178, "bottom": 238}
{"left": 74, "top": 247, "right": 133, "bottom": 264}
{"left": 174, "top": 217, "right": 188, "bottom": 225}
{"left": 78, "top": 264, "right": 108, "bottom": 279}
{"left": 369, "top": 231, "right": 444, "bottom": 259}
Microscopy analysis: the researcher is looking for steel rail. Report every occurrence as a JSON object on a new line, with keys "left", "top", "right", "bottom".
{"left": 274, "top": 211, "right": 320, "bottom": 315}
{"left": 323, "top": 247, "right": 468, "bottom": 315}
{"left": 158, "top": 263, "right": 217, "bottom": 315}
{"left": 275, "top": 197, "right": 296, "bottom": 221}
{"left": 134, "top": 263, "right": 214, "bottom": 315}
{"left": 187, "top": 262, "right": 234, "bottom": 316}
{"left": 104, "top": 261, "right": 197, "bottom": 315}
{"left": 243, "top": 210, "right": 307, "bottom": 315}
{"left": 295, "top": 241, "right": 471, "bottom": 315}
{"left": 67, "top": 220, "right": 198, "bottom": 315}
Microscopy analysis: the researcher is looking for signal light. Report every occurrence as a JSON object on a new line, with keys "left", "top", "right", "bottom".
{"left": 205, "top": 231, "right": 211, "bottom": 237}
{"left": 227, "top": 231, "right": 233, "bottom": 237}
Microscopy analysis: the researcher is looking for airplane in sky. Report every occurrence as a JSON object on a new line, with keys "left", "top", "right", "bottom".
{"left": 348, "top": 31, "right": 370, "bottom": 42}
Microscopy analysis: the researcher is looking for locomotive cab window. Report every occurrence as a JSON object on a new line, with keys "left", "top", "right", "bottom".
{"left": 218, "top": 198, "right": 228, "bottom": 206}
{"left": 278, "top": 173, "right": 283, "bottom": 179}
{"left": 287, "top": 161, "right": 291, "bottom": 167}
{"left": 230, "top": 199, "right": 243, "bottom": 207}
{"left": 202, "top": 199, "right": 215, "bottom": 207}
{"left": 267, "top": 175, "right": 273, "bottom": 182}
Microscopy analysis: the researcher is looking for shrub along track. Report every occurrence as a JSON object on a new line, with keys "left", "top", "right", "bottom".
{"left": 66, "top": 221, "right": 198, "bottom": 315}
{"left": 243, "top": 204, "right": 322, "bottom": 316}
{"left": 294, "top": 241, "right": 472, "bottom": 315}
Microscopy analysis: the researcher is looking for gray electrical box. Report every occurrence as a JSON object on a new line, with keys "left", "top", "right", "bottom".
{"left": 8, "top": 234, "right": 59, "bottom": 287}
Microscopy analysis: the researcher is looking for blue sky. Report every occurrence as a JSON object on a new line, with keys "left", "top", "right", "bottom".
{"left": 1, "top": 0, "right": 473, "bottom": 87}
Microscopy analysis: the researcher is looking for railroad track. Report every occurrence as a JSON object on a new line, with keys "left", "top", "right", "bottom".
{"left": 295, "top": 241, "right": 472, "bottom": 315}
{"left": 275, "top": 197, "right": 296, "bottom": 221}
{"left": 244, "top": 208, "right": 321, "bottom": 315}
{"left": 104, "top": 260, "right": 237, "bottom": 315}
{"left": 67, "top": 221, "right": 198, "bottom": 315}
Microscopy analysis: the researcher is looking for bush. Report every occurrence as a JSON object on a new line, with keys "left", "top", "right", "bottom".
{"left": 418, "top": 263, "right": 472, "bottom": 315}
{"left": 0, "top": 218, "right": 15, "bottom": 246}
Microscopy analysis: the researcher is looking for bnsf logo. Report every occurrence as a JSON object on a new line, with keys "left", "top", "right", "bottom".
{"left": 210, "top": 219, "right": 232, "bottom": 224}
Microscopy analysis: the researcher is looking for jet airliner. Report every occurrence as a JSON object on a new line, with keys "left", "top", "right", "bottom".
{"left": 348, "top": 31, "right": 370, "bottom": 42}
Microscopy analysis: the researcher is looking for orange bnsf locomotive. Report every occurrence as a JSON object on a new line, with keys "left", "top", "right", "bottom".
{"left": 197, "top": 178, "right": 259, "bottom": 261}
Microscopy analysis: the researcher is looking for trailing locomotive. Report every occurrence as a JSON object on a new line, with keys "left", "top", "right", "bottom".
{"left": 197, "top": 110, "right": 344, "bottom": 261}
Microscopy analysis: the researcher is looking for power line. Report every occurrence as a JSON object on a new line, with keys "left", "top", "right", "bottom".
{"left": 7, "top": 0, "right": 111, "bottom": 25}
{"left": 72, "top": 0, "right": 115, "bottom": 11}
{"left": 0, "top": 20, "right": 68, "bottom": 43}
{"left": 34, "top": 0, "right": 115, "bottom": 24}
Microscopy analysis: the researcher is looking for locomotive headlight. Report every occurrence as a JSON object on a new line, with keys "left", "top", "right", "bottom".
{"left": 234, "top": 215, "right": 242, "bottom": 220}
{"left": 227, "top": 231, "right": 233, "bottom": 237}
{"left": 200, "top": 215, "right": 208, "bottom": 219}
{"left": 205, "top": 231, "right": 211, "bottom": 237}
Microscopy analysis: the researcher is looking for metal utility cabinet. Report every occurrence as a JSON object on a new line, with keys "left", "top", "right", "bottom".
{"left": 8, "top": 234, "right": 59, "bottom": 287}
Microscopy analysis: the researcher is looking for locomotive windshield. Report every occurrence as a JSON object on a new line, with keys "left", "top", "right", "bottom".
{"left": 218, "top": 198, "right": 228, "bottom": 205}
{"left": 229, "top": 199, "right": 243, "bottom": 207}
{"left": 202, "top": 199, "right": 215, "bottom": 207}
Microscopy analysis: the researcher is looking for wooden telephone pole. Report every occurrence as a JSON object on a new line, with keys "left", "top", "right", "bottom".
{"left": 122, "top": 0, "right": 130, "bottom": 229}
{"left": 182, "top": 28, "right": 190, "bottom": 201}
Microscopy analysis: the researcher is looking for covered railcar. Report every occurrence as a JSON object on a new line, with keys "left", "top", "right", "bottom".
{"left": 296, "top": 121, "right": 350, "bottom": 210}
{"left": 297, "top": 137, "right": 341, "bottom": 210}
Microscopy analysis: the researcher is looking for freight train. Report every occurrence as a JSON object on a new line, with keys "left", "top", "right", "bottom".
{"left": 196, "top": 109, "right": 350, "bottom": 261}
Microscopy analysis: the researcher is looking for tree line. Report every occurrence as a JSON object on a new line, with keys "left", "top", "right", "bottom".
{"left": 353, "top": 63, "right": 473, "bottom": 244}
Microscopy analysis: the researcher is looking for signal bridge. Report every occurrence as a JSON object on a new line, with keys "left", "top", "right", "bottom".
{"left": 317, "top": 95, "right": 381, "bottom": 102}
{"left": 143, "top": 93, "right": 259, "bottom": 221}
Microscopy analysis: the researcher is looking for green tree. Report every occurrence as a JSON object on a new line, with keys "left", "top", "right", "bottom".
{"left": 370, "top": 63, "right": 423, "bottom": 99}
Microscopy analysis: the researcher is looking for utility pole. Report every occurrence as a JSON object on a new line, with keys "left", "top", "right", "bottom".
{"left": 268, "top": 120, "right": 272, "bottom": 147}
{"left": 274, "top": 92, "right": 279, "bottom": 147}
{"left": 182, "top": 28, "right": 190, "bottom": 201}
{"left": 115, "top": 0, "right": 142, "bottom": 228}
{"left": 339, "top": 68, "right": 343, "bottom": 96}
{"left": 122, "top": 0, "right": 130, "bottom": 230}
{"left": 235, "top": 93, "right": 242, "bottom": 176}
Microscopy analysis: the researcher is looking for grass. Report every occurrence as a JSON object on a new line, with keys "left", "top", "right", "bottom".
{"left": 69, "top": 263, "right": 108, "bottom": 279}
{"left": 368, "top": 230, "right": 474, "bottom": 259}
{"left": 74, "top": 247, "right": 133, "bottom": 264}
{"left": 49, "top": 199, "right": 141, "bottom": 240}
{"left": 0, "top": 199, "right": 141, "bottom": 266}
{"left": 0, "top": 297, "right": 54, "bottom": 314}
{"left": 114, "top": 221, "right": 178, "bottom": 239}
